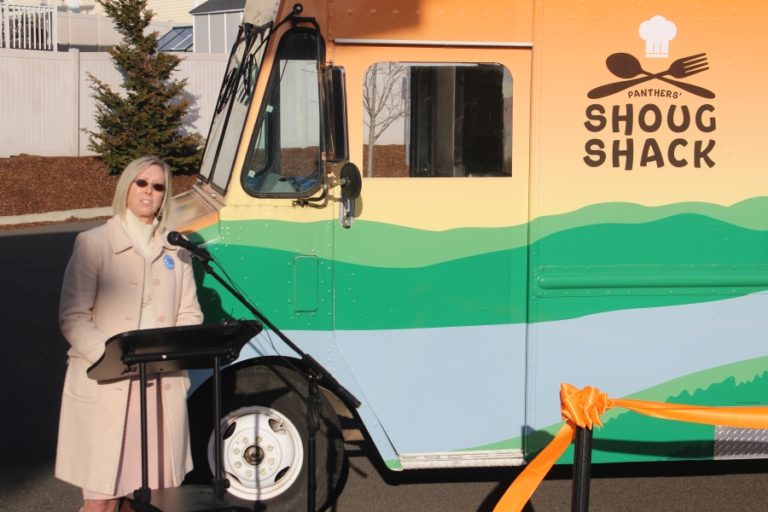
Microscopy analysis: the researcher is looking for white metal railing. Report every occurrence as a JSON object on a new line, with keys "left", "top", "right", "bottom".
{"left": 1, "top": 1, "right": 57, "bottom": 51}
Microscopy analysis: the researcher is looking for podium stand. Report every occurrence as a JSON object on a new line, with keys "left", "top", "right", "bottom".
{"left": 160, "top": 231, "right": 361, "bottom": 512}
{"left": 88, "top": 320, "right": 262, "bottom": 512}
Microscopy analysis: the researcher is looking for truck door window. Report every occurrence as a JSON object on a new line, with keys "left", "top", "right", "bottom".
{"left": 242, "top": 29, "right": 323, "bottom": 196}
{"left": 363, "top": 62, "right": 512, "bottom": 178}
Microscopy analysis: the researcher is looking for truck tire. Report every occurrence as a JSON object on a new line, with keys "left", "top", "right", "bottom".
{"left": 185, "top": 362, "right": 346, "bottom": 511}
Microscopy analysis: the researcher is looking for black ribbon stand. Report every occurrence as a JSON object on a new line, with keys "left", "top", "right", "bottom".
{"left": 88, "top": 320, "right": 261, "bottom": 512}
{"left": 571, "top": 426, "right": 593, "bottom": 512}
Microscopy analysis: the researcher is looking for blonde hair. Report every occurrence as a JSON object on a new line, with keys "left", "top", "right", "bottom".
{"left": 112, "top": 156, "right": 173, "bottom": 232}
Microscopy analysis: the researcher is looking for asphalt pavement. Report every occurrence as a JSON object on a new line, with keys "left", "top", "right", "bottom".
{"left": 0, "top": 219, "right": 90, "bottom": 511}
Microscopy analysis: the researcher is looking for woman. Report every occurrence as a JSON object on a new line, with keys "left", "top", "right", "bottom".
{"left": 55, "top": 156, "right": 203, "bottom": 512}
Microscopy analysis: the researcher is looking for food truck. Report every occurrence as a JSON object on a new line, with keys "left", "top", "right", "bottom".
{"left": 171, "top": 0, "right": 768, "bottom": 509}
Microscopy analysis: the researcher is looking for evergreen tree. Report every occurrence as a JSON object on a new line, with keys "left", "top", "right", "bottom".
{"left": 87, "top": 0, "right": 202, "bottom": 175}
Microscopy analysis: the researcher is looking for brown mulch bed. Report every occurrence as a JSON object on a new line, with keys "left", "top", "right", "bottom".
{"left": 0, "top": 155, "right": 197, "bottom": 229}
{"left": 1, "top": 147, "right": 408, "bottom": 230}
{"left": 363, "top": 144, "right": 408, "bottom": 177}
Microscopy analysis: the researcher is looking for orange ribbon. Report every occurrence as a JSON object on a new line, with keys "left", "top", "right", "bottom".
{"left": 493, "top": 383, "right": 768, "bottom": 512}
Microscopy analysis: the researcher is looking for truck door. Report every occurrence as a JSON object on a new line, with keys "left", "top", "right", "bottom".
{"left": 332, "top": 45, "right": 532, "bottom": 468}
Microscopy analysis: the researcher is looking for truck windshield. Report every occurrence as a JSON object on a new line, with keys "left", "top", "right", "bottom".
{"left": 199, "top": 23, "right": 272, "bottom": 192}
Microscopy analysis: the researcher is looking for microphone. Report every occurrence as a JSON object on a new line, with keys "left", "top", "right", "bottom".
{"left": 167, "top": 231, "right": 212, "bottom": 262}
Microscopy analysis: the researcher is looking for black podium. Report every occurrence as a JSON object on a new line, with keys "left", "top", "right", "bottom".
{"left": 88, "top": 320, "right": 262, "bottom": 512}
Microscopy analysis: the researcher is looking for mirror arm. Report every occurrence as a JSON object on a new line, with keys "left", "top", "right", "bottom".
{"left": 293, "top": 181, "right": 329, "bottom": 209}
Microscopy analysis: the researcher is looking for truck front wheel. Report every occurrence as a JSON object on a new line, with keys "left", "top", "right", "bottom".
{"left": 186, "top": 363, "right": 346, "bottom": 511}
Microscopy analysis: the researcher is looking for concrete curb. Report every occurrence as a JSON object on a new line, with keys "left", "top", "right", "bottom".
{"left": 0, "top": 207, "right": 112, "bottom": 226}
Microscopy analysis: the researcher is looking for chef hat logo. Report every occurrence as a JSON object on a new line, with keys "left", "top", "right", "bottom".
{"left": 639, "top": 15, "right": 677, "bottom": 58}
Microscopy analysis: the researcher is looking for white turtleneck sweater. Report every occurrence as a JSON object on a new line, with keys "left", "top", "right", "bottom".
{"left": 121, "top": 211, "right": 159, "bottom": 329}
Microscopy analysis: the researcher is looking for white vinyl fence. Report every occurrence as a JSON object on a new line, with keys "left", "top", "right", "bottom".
{"left": 0, "top": 48, "right": 227, "bottom": 157}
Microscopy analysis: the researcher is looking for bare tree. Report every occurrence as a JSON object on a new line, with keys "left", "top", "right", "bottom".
{"left": 363, "top": 62, "right": 408, "bottom": 176}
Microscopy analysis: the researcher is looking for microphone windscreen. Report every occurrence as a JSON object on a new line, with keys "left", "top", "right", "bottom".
{"left": 167, "top": 231, "right": 183, "bottom": 245}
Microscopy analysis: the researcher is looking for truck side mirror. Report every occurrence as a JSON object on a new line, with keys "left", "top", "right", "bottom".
{"left": 339, "top": 162, "right": 362, "bottom": 200}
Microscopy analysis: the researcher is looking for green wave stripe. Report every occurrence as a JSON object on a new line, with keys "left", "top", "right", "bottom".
{"left": 215, "top": 218, "right": 527, "bottom": 268}
{"left": 531, "top": 196, "right": 768, "bottom": 242}
{"left": 208, "top": 197, "right": 768, "bottom": 269}
{"left": 530, "top": 211, "right": 768, "bottom": 322}
{"left": 335, "top": 249, "right": 528, "bottom": 328}
{"left": 193, "top": 198, "right": 768, "bottom": 329}
{"left": 196, "top": 242, "right": 528, "bottom": 328}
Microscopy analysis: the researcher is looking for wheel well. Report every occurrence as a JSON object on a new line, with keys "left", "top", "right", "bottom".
{"left": 222, "top": 356, "right": 357, "bottom": 421}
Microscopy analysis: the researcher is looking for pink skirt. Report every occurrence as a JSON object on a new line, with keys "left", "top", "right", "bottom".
{"left": 82, "top": 376, "right": 174, "bottom": 500}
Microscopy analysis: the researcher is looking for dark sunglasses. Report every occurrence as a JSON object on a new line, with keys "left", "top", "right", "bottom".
{"left": 134, "top": 178, "right": 166, "bottom": 192}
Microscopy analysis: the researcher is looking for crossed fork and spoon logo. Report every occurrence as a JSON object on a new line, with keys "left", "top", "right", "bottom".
{"left": 588, "top": 52, "right": 715, "bottom": 99}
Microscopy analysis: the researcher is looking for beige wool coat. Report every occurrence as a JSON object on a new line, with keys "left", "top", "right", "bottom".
{"left": 55, "top": 216, "right": 203, "bottom": 495}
